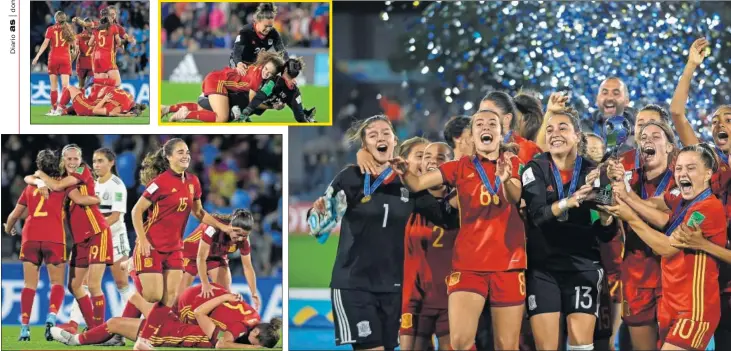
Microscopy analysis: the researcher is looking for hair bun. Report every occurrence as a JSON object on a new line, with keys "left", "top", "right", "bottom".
{"left": 269, "top": 317, "right": 282, "bottom": 330}
{"left": 258, "top": 2, "right": 275, "bottom": 12}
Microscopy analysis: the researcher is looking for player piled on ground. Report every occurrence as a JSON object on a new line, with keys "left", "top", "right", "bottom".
{"left": 307, "top": 37, "right": 731, "bottom": 351}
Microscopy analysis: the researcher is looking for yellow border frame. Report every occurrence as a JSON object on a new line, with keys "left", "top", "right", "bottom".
{"left": 158, "top": 0, "right": 333, "bottom": 126}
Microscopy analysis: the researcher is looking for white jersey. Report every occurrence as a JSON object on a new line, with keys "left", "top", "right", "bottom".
{"left": 95, "top": 174, "right": 127, "bottom": 235}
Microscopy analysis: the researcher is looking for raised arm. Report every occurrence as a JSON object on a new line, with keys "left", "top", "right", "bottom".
{"left": 32, "top": 171, "right": 81, "bottom": 192}
{"left": 669, "top": 38, "right": 709, "bottom": 146}
{"left": 68, "top": 188, "right": 100, "bottom": 206}
{"left": 390, "top": 157, "right": 444, "bottom": 192}
{"left": 536, "top": 92, "right": 568, "bottom": 151}
{"left": 601, "top": 198, "right": 679, "bottom": 257}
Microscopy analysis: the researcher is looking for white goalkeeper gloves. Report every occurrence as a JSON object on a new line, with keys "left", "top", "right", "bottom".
{"left": 308, "top": 187, "right": 348, "bottom": 244}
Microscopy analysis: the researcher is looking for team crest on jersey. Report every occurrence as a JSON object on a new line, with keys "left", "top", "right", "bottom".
{"left": 356, "top": 321, "right": 372, "bottom": 337}
{"left": 172, "top": 188, "right": 177, "bottom": 193}
{"left": 670, "top": 187, "right": 681, "bottom": 197}
{"left": 144, "top": 258, "right": 153, "bottom": 268}
{"left": 448, "top": 272, "right": 461, "bottom": 286}
{"left": 528, "top": 295, "right": 537, "bottom": 311}
{"left": 400, "top": 187, "right": 409, "bottom": 202}
{"left": 268, "top": 39, "right": 273, "bottom": 45}
{"left": 103, "top": 192, "right": 110, "bottom": 200}
{"left": 401, "top": 313, "right": 413, "bottom": 329}
{"left": 189, "top": 184, "right": 194, "bottom": 194}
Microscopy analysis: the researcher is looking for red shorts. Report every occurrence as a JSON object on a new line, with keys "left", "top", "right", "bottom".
{"left": 202, "top": 72, "right": 246, "bottom": 96}
{"left": 93, "top": 52, "right": 117, "bottom": 74}
{"left": 658, "top": 302, "right": 719, "bottom": 350}
{"left": 446, "top": 270, "right": 525, "bottom": 307}
{"left": 622, "top": 285, "right": 662, "bottom": 326}
{"left": 400, "top": 307, "right": 449, "bottom": 338}
{"left": 70, "top": 230, "right": 113, "bottom": 268}
{"left": 72, "top": 95, "right": 95, "bottom": 116}
{"left": 149, "top": 319, "right": 212, "bottom": 348}
{"left": 607, "top": 272, "right": 621, "bottom": 304}
{"left": 76, "top": 67, "right": 92, "bottom": 80}
{"left": 182, "top": 257, "right": 228, "bottom": 277}
{"left": 20, "top": 241, "right": 66, "bottom": 265}
{"left": 134, "top": 249, "right": 183, "bottom": 274}
{"left": 48, "top": 56, "right": 72, "bottom": 75}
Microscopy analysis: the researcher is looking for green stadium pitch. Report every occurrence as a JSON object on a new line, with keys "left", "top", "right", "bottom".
{"left": 160, "top": 82, "right": 330, "bottom": 124}
{"left": 2, "top": 326, "right": 282, "bottom": 350}
{"left": 289, "top": 234, "right": 338, "bottom": 288}
{"left": 31, "top": 107, "right": 150, "bottom": 125}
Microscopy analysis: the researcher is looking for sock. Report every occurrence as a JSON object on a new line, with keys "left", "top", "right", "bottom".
{"left": 121, "top": 300, "right": 141, "bottom": 318}
{"left": 139, "top": 303, "right": 171, "bottom": 340}
{"left": 567, "top": 344, "right": 594, "bottom": 350}
{"left": 169, "top": 102, "right": 199, "bottom": 113}
{"left": 49, "top": 284, "right": 65, "bottom": 315}
{"left": 76, "top": 295, "right": 96, "bottom": 328}
{"left": 186, "top": 110, "right": 217, "bottom": 122}
{"left": 69, "top": 300, "right": 84, "bottom": 325}
{"left": 50, "top": 90, "right": 58, "bottom": 110}
{"left": 20, "top": 288, "right": 35, "bottom": 325}
{"left": 59, "top": 87, "right": 71, "bottom": 106}
{"left": 118, "top": 285, "right": 136, "bottom": 308}
{"left": 92, "top": 294, "right": 106, "bottom": 327}
{"left": 78, "top": 323, "right": 114, "bottom": 345}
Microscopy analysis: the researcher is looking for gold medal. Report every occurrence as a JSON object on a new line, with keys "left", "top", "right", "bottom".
{"left": 361, "top": 195, "right": 372, "bottom": 203}
{"left": 493, "top": 194, "right": 500, "bottom": 206}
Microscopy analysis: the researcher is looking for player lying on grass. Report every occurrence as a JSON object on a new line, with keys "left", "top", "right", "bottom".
{"left": 55, "top": 79, "right": 146, "bottom": 117}
{"left": 50, "top": 286, "right": 281, "bottom": 349}
{"left": 161, "top": 52, "right": 284, "bottom": 123}
{"left": 233, "top": 57, "right": 317, "bottom": 123}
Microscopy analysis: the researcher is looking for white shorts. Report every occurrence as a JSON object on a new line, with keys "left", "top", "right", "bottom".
{"left": 112, "top": 229, "right": 130, "bottom": 262}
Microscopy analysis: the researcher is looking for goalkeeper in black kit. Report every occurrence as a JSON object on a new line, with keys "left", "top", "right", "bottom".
{"left": 234, "top": 57, "right": 316, "bottom": 123}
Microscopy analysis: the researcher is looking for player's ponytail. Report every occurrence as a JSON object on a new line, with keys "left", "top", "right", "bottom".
{"left": 37, "top": 149, "right": 60, "bottom": 178}
{"left": 254, "top": 2, "right": 277, "bottom": 22}
{"left": 253, "top": 317, "right": 282, "bottom": 348}
{"left": 99, "top": 16, "right": 111, "bottom": 30}
{"left": 284, "top": 57, "right": 305, "bottom": 78}
{"left": 94, "top": 147, "right": 118, "bottom": 176}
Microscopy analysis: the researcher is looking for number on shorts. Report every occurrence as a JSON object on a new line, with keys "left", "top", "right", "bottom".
{"left": 90, "top": 245, "right": 99, "bottom": 260}
{"left": 382, "top": 204, "right": 389, "bottom": 228}
{"left": 479, "top": 185, "right": 492, "bottom": 206}
{"left": 574, "top": 286, "right": 593, "bottom": 309}
{"left": 518, "top": 272, "right": 526, "bottom": 296}
{"left": 432, "top": 226, "right": 445, "bottom": 248}
{"left": 98, "top": 30, "right": 107, "bottom": 48}
{"left": 32, "top": 189, "right": 48, "bottom": 217}
{"left": 177, "top": 197, "right": 188, "bottom": 212}
{"left": 54, "top": 31, "right": 66, "bottom": 47}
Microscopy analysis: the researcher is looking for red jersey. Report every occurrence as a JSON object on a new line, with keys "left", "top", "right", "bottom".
{"left": 92, "top": 26, "right": 119, "bottom": 66}
{"left": 710, "top": 148, "right": 731, "bottom": 293}
{"left": 113, "top": 23, "right": 127, "bottom": 42}
{"left": 403, "top": 213, "right": 431, "bottom": 310}
{"left": 76, "top": 32, "right": 93, "bottom": 69}
{"left": 182, "top": 223, "right": 251, "bottom": 260}
{"left": 422, "top": 219, "right": 456, "bottom": 308}
{"left": 65, "top": 165, "right": 109, "bottom": 243}
{"left": 205, "top": 67, "right": 265, "bottom": 94}
{"left": 509, "top": 133, "right": 542, "bottom": 164}
{"left": 439, "top": 154, "right": 526, "bottom": 272}
{"left": 17, "top": 185, "right": 66, "bottom": 245}
{"left": 98, "top": 86, "right": 134, "bottom": 113}
{"left": 178, "top": 284, "right": 261, "bottom": 338}
{"left": 663, "top": 192, "right": 727, "bottom": 316}
{"left": 623, "top": 168, "right": 675, "bottom": 288}
{"left": 142, "top": 170, "right": 203, "bottom": 252}
{"left": 45, "top": 24, "right": 72, "bottom": 60}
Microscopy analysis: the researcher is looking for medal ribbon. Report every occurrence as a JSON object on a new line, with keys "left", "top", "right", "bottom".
{"left": 364, "top": 168, "right": 393, "bottom": 198}
{"left": 641, "top": 170, "right": 673, "bottom": 200}
{"left": 716, "top": 146, "right": 729, "bottom": 165}
{"left": 550, "top": 156, "right": 583, "bottom": 201}
{"left": 664, "top": 188, "right": 712, "bottom": 236}
{"left": 472, "top": 156, "right": 501, "bottom": 196}
{"left": 635, "top": 148, "right": 640, "bottom": 170}
{"left": 503, "top": 130, "right": 513, "bottom": 144}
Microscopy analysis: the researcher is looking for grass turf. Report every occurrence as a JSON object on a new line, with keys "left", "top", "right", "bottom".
{"left": 2, "top": 326, "right": 282, "bottom": 350}
{"left": 30, "top": 107, "right": 150, "bottom": 125}
{"left": 289, "top": 234, "right": 338, "bottom": 288}
{"left": 160, "top": 82, "right": 330, "bottom": 124}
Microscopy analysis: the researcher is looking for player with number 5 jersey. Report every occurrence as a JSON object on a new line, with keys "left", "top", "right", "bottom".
{"left": 393, "top": 109, "right": 526, "bottom": 351}
{"left": 6, "top": 150, "right": 99, "bottom": 342}
{"left": 131, "top": 138, "right": 247, "bottom": 310}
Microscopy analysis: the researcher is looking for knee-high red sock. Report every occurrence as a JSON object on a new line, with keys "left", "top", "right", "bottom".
{"left": 48, "top": 284, "right": 65, "bottom": 315}
{"left": 186, "top": 110, "right": 217, "bottom": 122}
{"left": 139, "top": 303, "right": 173, "bottom": 340}
{"left": 59, "top": 88, "right": 71, "bottom": 107}
{"left": 78, "top": 322, "right": 113, "bottom": 345}
{"left": 21, "top": 288, "right": 35, "bottom": 325}
{"left": 121, "top": 300, "right": 141, "bottom": 318}
{"left": 169, "top": 102, "right": 200, "bottom": 113}
{"left": 50, "top": 90, "right": 58, "bottom": 110}
{"left": 76, "top": 295, "right": 95, "bottom": 327}
{"left": 91, "top": 294, "right": 106, "bottom": 327}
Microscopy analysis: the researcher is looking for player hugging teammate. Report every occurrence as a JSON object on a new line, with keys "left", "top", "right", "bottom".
{"left": 31, "top": 5, "right": 146, "bottom": 117}
{"left": 307, "top": 38, "right": 731, "bottom": 351}
{"left": 3, "top": 142, "right": 281, "bottom": 349}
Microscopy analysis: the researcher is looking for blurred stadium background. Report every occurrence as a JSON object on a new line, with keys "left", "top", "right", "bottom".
{"left": 288, "top": 1, "right": 731, "bottom": 349}
{"left": 30, "top": 1, "right": 151, "bottom": 124}
{"left": 1, "top": 134, "right": 283, "bottom": 327}
{"left": 160, "top": 2, "right": 331, "bottom": 124}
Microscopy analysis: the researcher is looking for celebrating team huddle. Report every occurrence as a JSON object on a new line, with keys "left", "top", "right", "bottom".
{"left": 3, "top": 139, "right": 281, "bottom": 349}
{"left": 31, "top": 6, "right": 146, "bottom": 117}
{"left": 308, "top": 38, "right": 731, "bottom": 351}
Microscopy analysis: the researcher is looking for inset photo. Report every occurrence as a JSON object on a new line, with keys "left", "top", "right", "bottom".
{"left": 1, "top": 135, "right": 283, "bottom": 349}
{"left": 30, "top": 1, "right": 151, "bottom": 124}
{"left": 160, "top": 1, "right": 331, "bottom": 125}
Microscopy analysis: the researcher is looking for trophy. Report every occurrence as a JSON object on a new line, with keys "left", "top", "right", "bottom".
{"left": 589, "top": 115, "right": 632, "bottom": 206}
